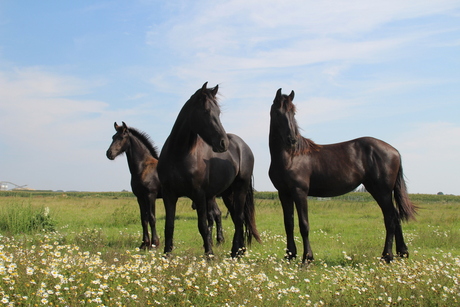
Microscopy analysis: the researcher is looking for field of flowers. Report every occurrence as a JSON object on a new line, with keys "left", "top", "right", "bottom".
{"left": 0, "top": 192, "right": 459, "bottom": 306}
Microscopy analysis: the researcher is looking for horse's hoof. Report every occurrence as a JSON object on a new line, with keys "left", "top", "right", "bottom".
{"left": 205, "top": 253, "right": 215, "bottom": 261}
{"left": 230, "top": 247, "right": 246, "bottom": 259}
{"left": 380, "top": 254, "right": 394, "bottom": 263}
{"left": 284, "top": 252, "right": 297, "bottom": 262}
{"left": 216, "top": 236, "right": 225, "bottom": 245}
{"left": 302, "top": 256, "right": 314, "bottom": 265}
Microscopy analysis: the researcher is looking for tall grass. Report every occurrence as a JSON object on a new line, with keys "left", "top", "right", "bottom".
{"left": 0, "top": 201, "right": 55, "bottom": 234}
{"left": 0, "top": 192, "right": 459, "bottom": 306}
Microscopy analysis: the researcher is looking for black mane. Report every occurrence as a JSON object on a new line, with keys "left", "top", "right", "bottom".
{"left": 281, "top": 94, "right": 321, "bottom": 156}
{"left": 128, "top": 127, "right": 159, "bottom": 159}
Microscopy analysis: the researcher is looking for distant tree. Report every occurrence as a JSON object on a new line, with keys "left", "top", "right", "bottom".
{"left": 437, "top": 192, "right": 444, "bottom": 195}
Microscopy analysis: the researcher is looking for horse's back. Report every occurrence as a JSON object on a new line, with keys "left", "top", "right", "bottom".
{"left": 311, "top": 137, "right": 400, "bottom": 194}
{"left": 271, "top": 136, "right": 401, "bottom": 197}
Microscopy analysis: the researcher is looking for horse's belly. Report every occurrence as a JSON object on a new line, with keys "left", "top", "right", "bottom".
{"left": 308, "top": 177, "right": 361, "bottom": 197}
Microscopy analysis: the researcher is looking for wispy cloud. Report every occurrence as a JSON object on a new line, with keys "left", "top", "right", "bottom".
{"left": 0, "top": 68, "right": 106, "bottom": 144}
{"left": 146, "top": 0, "right": 459, "bottom": 92}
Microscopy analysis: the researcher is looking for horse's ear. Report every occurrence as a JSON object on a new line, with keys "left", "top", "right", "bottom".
{"left": 114, "top": 122, "right": 119, "bottom": 131}
{"left": 201, "top": 82, "right": 208, "bottom": 92}
{"left": 122, "top": 122, "right": 128, "bottom": 132}
{"left": 211, "top": 84, "right": 219, "bottom": 97}
{"left": 289, "top": 90, "right": 295, "bottom": 101}
{"left": 276, "top": 88, "right": 282, "bottom": 99}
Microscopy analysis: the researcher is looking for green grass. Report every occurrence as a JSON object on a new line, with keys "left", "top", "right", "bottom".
{"left": 0, "top": 200, "right": 55, "bottom": 234}
{"left": 0, "top": 191, "right": 459, "bottom": 306}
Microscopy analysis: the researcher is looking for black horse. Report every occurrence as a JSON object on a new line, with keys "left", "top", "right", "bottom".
{"left": 269, "top": 89, "right": 417, "bottom": 263}
{"left": 106, "top": 122, "right": 161, "bottom": 249}
{"left": 157, "top": 82, "right": 260, "bottom": 258}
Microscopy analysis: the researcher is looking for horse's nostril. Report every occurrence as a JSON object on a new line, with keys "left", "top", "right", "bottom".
{"left": 220, "top": 139, "right": 227, "bottom": 150}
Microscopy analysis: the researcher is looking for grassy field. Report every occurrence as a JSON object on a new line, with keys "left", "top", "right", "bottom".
{"left": 0, "top": 191, "right": 459, "bottom": 306}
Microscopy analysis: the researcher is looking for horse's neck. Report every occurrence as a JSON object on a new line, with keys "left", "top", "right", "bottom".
{"left": 166, "top": 115, "right": 198, "bottom": 157}
{"left": 269, "top": 124, "right": 287, "bottom": 157}
{"left": 126, "top": 136, "right": 154, "bottom": 175}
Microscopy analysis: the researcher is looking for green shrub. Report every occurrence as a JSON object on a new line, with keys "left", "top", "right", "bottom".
{"left": 110, "top": 203, "right": 139, "bottom": 226}
{"left": 0, "top": 201, "right": 55, "bottom": 234}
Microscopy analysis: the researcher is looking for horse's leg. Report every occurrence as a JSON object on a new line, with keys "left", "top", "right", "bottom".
{"left": 278, "top": 191, "right": 297, "bottom": 260}
{"left": 368, "top": 188, "right": 397, "bottom": 262}
{"left": 394, "top": 220, "right": 409, "bottom": 258}
{"left": 223, "top": 189, "right": 245, "bottom": 258}
{"left": 148, "top": 192, "right": 160, "bottom": 248}
{"left": 196, "top": 197, "right": 214, "bottom": 256}
{"left": 206, "top": 198, "right": 215, "bottom": 246}
{"left": 163, "top": 193, "right": 178, "bottom": 255}
{"left": 137, "top": 196, "right": 151, "bottom": 250}
{"left": 210, "top": 198, "right": 224, "bottom": 245}
{"left": 293, "top": 189, "right": 314, "bottom": 263}
{"left": 193, "top": 200, "right": 220, "bottom": 246}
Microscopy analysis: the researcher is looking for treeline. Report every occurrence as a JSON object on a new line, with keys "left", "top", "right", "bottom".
{"left": 0, "top": 190, "right": 134, "bottom": 198}
{"left": 1, "top": 190, "right": 458, "bottom": 203}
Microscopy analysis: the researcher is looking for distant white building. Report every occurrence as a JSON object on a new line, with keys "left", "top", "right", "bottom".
{"left": 0, "top": 182, "right": 30, "bottom": 191}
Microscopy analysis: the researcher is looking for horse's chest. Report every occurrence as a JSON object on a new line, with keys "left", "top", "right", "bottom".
{"left": 270, "top": 157, "right": 312, "bottom": 188}
{"left": 162, "top": 157, "right": 202, "bottom": 185}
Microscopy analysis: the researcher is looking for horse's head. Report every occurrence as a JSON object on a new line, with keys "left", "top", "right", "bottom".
{"left": 271, "top": 88, "right": 298, "bottom": 148}
{"left": 190, "top": 82, "right": 228, "bottom": 153}
{"left": 106, "top": 122, "right": 130, "bottom": 160}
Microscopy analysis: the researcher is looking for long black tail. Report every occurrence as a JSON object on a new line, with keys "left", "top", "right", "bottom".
{"left": 244, "top": 178, "right": 262, "bottom": 245}
{"left": 394, "top": 163, "right": 417, "bottom": 221}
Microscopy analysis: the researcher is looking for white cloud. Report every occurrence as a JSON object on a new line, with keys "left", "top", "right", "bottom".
{"left": 145, "top": 0, "right": 459, "bottom": 95}
{"left": 0, "top": 68, "right": 108, "bottom": 147}
{"left": 147, "top": 0, "right": 459, "bottom": 53}
{"left": 0, "top": 67, "right": 138, "bottom": 191}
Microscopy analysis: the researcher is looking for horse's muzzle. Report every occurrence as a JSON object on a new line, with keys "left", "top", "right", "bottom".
{"left": 106, "top": 150, "right": 115, "bottom": 160}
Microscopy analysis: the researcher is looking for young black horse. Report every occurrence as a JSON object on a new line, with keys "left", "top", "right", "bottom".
{"left": 269, "top": 89, "right": 417, "bottom": 263}
{"left": 157, "top": 82, "right": 260, "bottom": 258}
{"left": 106, "top": 122, "right": 161, "bottom": 249}
{"left": 106, "top": 122, "right": 225, "bottom": 249}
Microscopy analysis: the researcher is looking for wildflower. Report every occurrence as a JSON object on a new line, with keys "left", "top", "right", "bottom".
{"left": 93, "top": 297, "right": 102, "bottom": 304}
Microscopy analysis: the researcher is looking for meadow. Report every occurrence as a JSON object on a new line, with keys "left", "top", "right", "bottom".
{"left": 0, "top": 191, "right": 459, "bottom": 306}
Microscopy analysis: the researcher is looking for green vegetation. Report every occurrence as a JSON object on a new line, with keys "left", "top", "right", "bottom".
{"left": 0, "top": 201, "right": 55, "bottom": 234}
{"left": 0, "top": 191, "right": 459, "bottom": 306}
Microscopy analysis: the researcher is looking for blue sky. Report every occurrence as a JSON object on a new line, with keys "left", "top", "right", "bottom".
{"left": 0, "top": 1, "right": 459, "bottom": 195}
